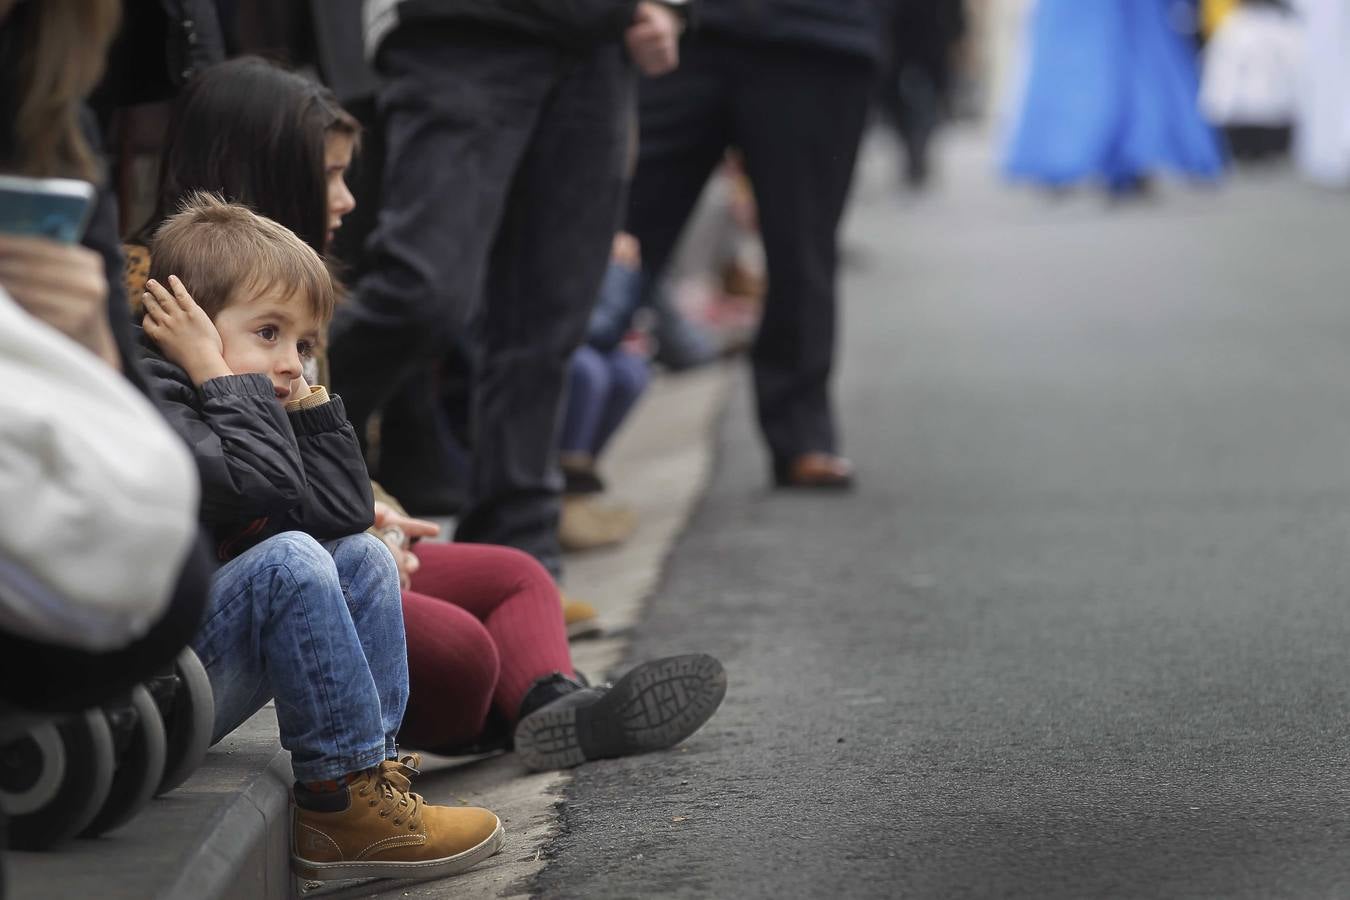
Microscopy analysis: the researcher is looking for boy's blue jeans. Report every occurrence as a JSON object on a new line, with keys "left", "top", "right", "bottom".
{"left": 190, "top": 531, "right": 408, "bottom": 782}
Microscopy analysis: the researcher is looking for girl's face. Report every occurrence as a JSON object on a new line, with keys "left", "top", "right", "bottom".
{"left": 324, "top": 131, "right": 356, "bottom": 250}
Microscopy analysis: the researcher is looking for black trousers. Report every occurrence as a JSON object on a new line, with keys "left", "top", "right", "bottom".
{"left": 627, "top": 35, "right": 874, "bottom": 468}
{"left": 327, "top": 23, "right": 633, "bottom": 576}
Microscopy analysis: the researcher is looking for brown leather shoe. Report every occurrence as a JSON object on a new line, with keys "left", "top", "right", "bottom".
{"left": 774, "top": 453, "right": 855, "bottom": 490}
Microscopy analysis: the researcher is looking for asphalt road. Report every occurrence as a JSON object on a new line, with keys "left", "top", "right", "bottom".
{"left": 533, "top": 132, "right": 1350, "bottom": 899}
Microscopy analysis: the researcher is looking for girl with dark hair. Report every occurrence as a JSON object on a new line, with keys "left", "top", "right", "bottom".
{"left": 142, "top": 55, "right": 358, "bottom": 255}
{"left": 133, "top": 55, "right": 727, "bottom": 770}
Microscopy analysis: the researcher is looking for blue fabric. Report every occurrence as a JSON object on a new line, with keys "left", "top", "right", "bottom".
{"left": 586, "top": 260, "right": 644, "bottom": 352}
{"left": 560, "top": 345, "right": 651, "bottom": 458}
{"left": 1002, "top": 0, "right": 1223, "bottom": 188}
{"left": 191, "top": 531, "right": 408, "bottom": 782}
{"left": 590, "top": 350, "right": 650, "bottom": 456}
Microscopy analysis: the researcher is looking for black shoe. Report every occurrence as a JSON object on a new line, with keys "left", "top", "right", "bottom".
{"left": 561, "top": 459, "right": 606, "bottom": 496}
{"left": 513, "top": 655, "right": 726, "bottom": 771}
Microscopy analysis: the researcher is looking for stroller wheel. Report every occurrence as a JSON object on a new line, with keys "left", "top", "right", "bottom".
{"left": 5, "top": 710, "right": 114, "bottom": 849}
{"left": 80, "top": 686, "right": 166, "bottom": 838}
{"left": 155, "top": 648, "right": 214, "bottom": 796}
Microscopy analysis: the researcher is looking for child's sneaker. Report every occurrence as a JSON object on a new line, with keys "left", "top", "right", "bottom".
{"left": 513, "top": 654, "right": 727, "bottom": 771}
{"left": 291, "top": 755, "right": 504, "bottom": 883}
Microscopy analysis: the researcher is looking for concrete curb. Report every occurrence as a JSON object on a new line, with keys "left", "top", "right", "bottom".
{"left": 164, "top": 747, "right": 294, "bottom": 900}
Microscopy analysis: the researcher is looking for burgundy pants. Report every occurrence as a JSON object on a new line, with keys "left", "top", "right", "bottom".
{"left": 398, "top": 542, "right": 574, "bottom": 750}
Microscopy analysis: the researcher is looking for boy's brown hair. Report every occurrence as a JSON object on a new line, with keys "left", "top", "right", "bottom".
{"left": 148, "top": 191, "right": 336, "bottom": 325}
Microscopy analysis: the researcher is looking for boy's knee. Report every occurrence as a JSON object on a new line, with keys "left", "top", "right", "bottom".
{"left": 245, "top": 532, "right": 341, "bottom": 605}
{"left": 330, "top": 532, "right": 400, "bottom": 587}
{"left": 260, "top": 531, "right": 331, "bottom": 572}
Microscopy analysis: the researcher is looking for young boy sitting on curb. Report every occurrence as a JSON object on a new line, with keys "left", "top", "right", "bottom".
{"left": 137, "top": 192, "right": 503, "bottom": 884}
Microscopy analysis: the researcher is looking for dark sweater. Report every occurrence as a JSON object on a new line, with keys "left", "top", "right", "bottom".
{"left": 138, "top": 331, "right": 375, "bottom": 559}
{"left": 695, "top": 0, "right": 885, "bottom": 63}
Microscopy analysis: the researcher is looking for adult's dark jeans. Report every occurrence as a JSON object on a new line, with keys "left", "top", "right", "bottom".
{"left": 326, "top": 23, "right": 633, "bottom": 577}
{"left": 626, "top": 35, "right": 874, "bottom": 470}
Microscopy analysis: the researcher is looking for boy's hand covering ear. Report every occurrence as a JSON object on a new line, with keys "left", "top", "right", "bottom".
{"left": 141, "top": 275, "right": 231, "bottom": 385}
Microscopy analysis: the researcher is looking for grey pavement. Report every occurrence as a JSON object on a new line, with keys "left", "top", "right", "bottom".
{"left": 533, "top": 131, "right": 1350, "bottom": 899}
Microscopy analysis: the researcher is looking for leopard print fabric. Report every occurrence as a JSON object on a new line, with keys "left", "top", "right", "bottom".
{"left": 123, "top": 243, "right": 151, "bottom": 314}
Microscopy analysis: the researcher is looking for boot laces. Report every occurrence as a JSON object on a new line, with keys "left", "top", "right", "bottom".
{"left": 360, "top": 756, "right": 425, "bottom": 830}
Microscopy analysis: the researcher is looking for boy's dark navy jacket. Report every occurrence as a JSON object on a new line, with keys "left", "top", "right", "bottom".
{"left": 136, "top": 329, "right": 375, "bottom": 560}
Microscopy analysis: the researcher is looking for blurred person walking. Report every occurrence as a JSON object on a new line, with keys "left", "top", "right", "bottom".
{"left": 1201, "top": 0, "right": 1302, "bottom": 162}
{"left": 1002, "top": 0, "right": 1224, "bottom": 195}
{"left": 325, "top": 0, "right": 685, "bottom": 581}
{"left": 626, "top": 0, "right": 884, "bottom": 490}
{"left": 1293, "top": 0, "right": 1350, "bottom": 186}
{"left": 882, "top": 0, "right": 968, "bottom": 189}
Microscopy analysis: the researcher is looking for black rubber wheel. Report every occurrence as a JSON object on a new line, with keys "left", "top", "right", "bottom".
{"left": 80, "top": 686, "right": 166, "bottom": 838}
{"left": 156, "top": 648, "right": 214, "bottom": 796}
{"left": 5, "top": 710, "right": 114, "bottom": 849}
{"left": 0, "top": 723, "right": 64, "bottom": 817}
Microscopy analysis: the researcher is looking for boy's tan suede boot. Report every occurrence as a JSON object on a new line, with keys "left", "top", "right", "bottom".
{"left": 292, "top": 756, "right": 504, "bottom": 883}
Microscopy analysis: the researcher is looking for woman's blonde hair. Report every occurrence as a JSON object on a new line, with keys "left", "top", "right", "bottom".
{"left": 5, "top": 0, "right": 122, "bottom": 181}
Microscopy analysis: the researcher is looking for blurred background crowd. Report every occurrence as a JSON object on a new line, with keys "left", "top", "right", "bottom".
{"left": 10, "top": 0, "right": 1350, "bottom": 640}
{"left": 86, "top": 0, "right": 1350, "bottom": 523}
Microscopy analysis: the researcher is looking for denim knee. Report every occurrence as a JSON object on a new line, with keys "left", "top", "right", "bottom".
{"left": 256, "top": 531, "right": 336, "bottom": 583}
{"left": 328, "top": 532, "right": 398, "bottom": 582}
{"left": 570, "top": 345, "right": 612, "bottom": 402}
{"left": 607, "top": 351, "right": 650, "bottom": 405}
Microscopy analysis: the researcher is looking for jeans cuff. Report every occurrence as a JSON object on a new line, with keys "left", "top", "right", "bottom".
{"left": 291, "top": 744, "right": 388, "bottom": 783}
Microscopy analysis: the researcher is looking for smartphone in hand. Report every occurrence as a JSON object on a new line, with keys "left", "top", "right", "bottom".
{"left": 0, "top": 174, "right": 96, "bottom": 243}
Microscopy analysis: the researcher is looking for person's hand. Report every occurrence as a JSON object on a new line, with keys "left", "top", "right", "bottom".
{"left": 611, "top": 231, "right": 642, "bottom": 269}
{"left": 373, "top": 501, "right": 441, "bottom": 591}
{"left": 376, "top": 525, "right": 417, "bottom": 591}
{"left": 373, "top": 501, "right": 441, "bottom": 542}
{"left": 0, "top": 234, "right": 120, "bottom": 369}
{"left": 141, "top": 275, "right": 231, "bottom": 385}
{"left": 286, "top": 373, "right": 311, "bottom": 404}
{"left": 626, "top": 1, "right": 682, "bottom": 77}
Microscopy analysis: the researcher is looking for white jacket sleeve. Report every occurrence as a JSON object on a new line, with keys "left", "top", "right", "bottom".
{"left": 0, "top": 285, "right": 201, "bottom": 651}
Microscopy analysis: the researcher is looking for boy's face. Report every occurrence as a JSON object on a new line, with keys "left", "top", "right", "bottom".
{"left": 212, "top": 284, "right": 321, "bottom": 401}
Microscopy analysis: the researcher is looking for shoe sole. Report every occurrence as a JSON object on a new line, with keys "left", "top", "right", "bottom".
{"left": 292, "top": 818, "right": 504, "bottom": 883}
{"left": 566, "top": 618, "right": 604, "bottom": 640}
{"left": 514, "top": 654, "right": 727, "bottom": 771}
